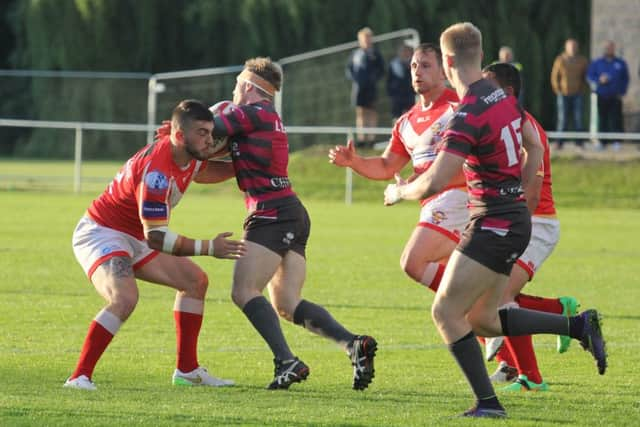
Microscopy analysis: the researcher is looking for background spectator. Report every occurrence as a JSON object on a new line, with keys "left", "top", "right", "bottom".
{"left": 346, "top": 27, "right": 385, "bottom": 145}
{"left": 496, "top": 46, "right": 525, "bottom": 104}
{"left": 587, "top": 40, "right": 630, "bottom": 149}
{"left": 386, "top": 42, "right": 415, "bottom": 122}
{"left": 550, "top": 38, "right": 589, "bottom": 149}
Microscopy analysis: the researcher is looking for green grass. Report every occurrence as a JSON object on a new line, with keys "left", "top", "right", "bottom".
{"left": 1, "top": 184, "right": 639, "bottom": 426}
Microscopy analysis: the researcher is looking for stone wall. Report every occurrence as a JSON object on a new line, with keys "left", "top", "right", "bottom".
{"left": 591, "top": 0, "right": 640, "bottom": 132}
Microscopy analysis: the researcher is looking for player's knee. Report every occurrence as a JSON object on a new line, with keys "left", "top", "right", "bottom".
{"left": 230, "top": 284, "right": 250, "bottom": 308}
{"left": 110, "top": 288, "right": 139, "bottom": 319}
{"left": 185, "top": 270, "right": 208, "bottom": 299}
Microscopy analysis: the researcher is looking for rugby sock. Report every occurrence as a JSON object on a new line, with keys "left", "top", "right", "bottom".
{"left": 292, "top": 300, "right": 355, "bottom": 347}
{"left": 504, "top": 335, "right": 542, "bottom": 384}
{"left": 449, "top": 331, "right": 497, "bottom": 401}
{"left": 242, "top": 296, "right": 294, "bottom": 361}
{"left": 495, "top": 344, "right": 516, "bottom": 367}
{"left": 70, "top": 309, "right": 121, "bottom": 380}
{"left": 421, "top": 263, "right": 446, "bottom": 292}
{"left": 174, "top": 311, "right": 202, "bottom": 373}
{"left": 499, "top": 307, "right": 569, "bottom": 336}
{"left": 515, "top": 293, "right": 563, "bottom": 314}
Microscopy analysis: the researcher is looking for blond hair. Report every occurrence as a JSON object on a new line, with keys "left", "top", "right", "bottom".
{"left": 243, "top": 57, "right": 282, "bottom": 95}
{"left": 440, "top": 22, "right": 482, "bottom": 68}
{"left": 357, "top": 27, "right": 374, "bottom": 38}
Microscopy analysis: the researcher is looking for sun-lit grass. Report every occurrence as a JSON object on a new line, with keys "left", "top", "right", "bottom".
{"left": 1, "top": 185, "right": 639, "bottom": 425}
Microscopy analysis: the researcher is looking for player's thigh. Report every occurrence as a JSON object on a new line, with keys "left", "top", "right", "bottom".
{"left": 91, "top": 256, "right": 139, "bottom": 313}
{"left": 267, "top": 250, "right": 306, "bottom": 316}
{"left": 135, "top": 252, "right": 205, "bottom": 293}
{"left": 233, "top": 240, "right": 282, "bottom": 294}
{"left": 504, "top": 263, "right": 530, "bottom": 302}
{"left": 435, "top": 250, "right": 505, "bottom": 318}
{"left": 402, "top": 225, "right": 458, "bottom": 266}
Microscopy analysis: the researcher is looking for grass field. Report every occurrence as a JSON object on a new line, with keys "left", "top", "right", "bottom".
{"left": 1, "top": 155, "right": 640, "bottom": 426}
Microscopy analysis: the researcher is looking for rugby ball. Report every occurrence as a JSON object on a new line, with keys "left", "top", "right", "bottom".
{"left": 208, "top": 100, "right": 236, "bottom": 157}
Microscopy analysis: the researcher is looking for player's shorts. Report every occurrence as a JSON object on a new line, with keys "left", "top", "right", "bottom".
{"left": 418, "top": 189, "right": 468, "bottom": 243}
{"left": 243, "top": 196, "right": 310, "bottom": 258}
{"left": 515, "top": 216, "right": 560, "bottom": 280}
{"left": 72, "top": 216, "right": 159, "bottom": 280}
{"left": 458, "top": 206, "right": 531, "bottom": 275}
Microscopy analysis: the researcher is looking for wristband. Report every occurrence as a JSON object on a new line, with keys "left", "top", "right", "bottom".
{"left": 194, "top": 240, "right": 202, "bottom": 256}
{"left": 208, "top": 239, "right": 215, "bottom": 256}
{"left": 162, "top": 230, "right": 179, "bottom": 253}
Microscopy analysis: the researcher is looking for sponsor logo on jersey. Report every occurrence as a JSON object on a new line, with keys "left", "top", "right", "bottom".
{"left": 481, "top": 88, "right": 507, "bottom": 105}
{"left": 270, "top": 177, "right": 291, "bottom": 188}
{"left": 145, "top": 170, "right": 169, "bottom": 193}
{"left": 142, "top": 201, "right": 168, "bottom": 219}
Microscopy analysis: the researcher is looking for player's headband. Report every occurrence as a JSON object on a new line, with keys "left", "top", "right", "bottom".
{"left": 237, "top": 69, "right": 277, "bottom": 97}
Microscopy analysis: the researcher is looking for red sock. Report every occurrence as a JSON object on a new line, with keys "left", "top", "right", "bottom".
{"left": 174, "top": 311, "right": 203, "bottom": 372}
{"left": 70, "top": 321, "right": 114, "bottom": 380}
{"left": 516, "top": 293, "right": 562, "bottom": 314}
{"left": 495, "top": 343, "right": 515, "bottom": 367}
{"left": 504, "top": 335, "right": 543, "bottom": 383}
{"left": 428, "top": 264, "right": 445, "bottom": 292}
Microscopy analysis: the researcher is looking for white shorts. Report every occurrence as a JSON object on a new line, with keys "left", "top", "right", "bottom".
{"left": 72, "top": 216, "right": 158, "bottom": 279}
{"left": 418, "top": 189, "right": 469, "bottom": 243}
{"left": 515, "top": 216, "right": 560, "bottom": 279}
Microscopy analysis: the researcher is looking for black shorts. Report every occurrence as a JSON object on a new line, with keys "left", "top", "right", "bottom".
{"left": 243, "top": 196, "right": 311, "bottom": 258}
{"left": 457, "top": 207, "right": 531, "bottom": 275}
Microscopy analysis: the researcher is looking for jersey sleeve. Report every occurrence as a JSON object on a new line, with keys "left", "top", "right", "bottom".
{"left": 440, "top": 110, "right": 476, "bottom": 158}
{"left": 137, "top": 164, "right": 171, "bottom": 231}
{"left": 387, "top": 119, "right": 411, "bottom": 158}
{"left": 213, "top": 104, "right": 260, "bottom": 137}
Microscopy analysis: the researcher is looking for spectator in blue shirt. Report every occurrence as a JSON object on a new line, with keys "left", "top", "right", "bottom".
{"left": 587, "top": 40, "right": 629, "bottom": 148}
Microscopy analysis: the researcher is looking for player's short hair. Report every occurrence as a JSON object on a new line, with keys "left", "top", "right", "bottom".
{"left": 244, "top": 57, "right": 282, "bottom": 95}
{"left": 171, "top": 99, "right": 212, "bottom": 130}
{"left": 440, "top": 22, "right": 482, "bottom": 67}
{"left": 414, "top": 42, "right": 443, "bottom": 67}
{"left": 483, "top": 62, "right": 521, "bottom": 98}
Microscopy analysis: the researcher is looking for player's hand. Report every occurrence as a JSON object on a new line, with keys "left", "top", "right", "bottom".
{"left": 384, "top": 174, "right": 407, "bottom": 206}
{"left": 211, "top": 232, "right": 246, "bottom": 259}
{"left": 328, "top": 139, "right": 357, "bottom": 167}
{"left": 155, "top": 120, "right": 171, "bottom": 141}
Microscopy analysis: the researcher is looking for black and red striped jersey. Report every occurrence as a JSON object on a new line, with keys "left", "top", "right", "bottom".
{"left": 441, "top": 78, "right": 526, "bottom": 216}
{"left": 212, "top": 100, "right": 295, "bottom": 210}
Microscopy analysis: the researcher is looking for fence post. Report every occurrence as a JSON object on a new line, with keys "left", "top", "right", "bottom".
{"left": 74, "top": 125, "right": 83, "bottom": 194}
{"left": 345, "top": 131, "right": 354, "bottom": 205}
{"left": 590, "top": 91, "right": 598, "bottom": 145}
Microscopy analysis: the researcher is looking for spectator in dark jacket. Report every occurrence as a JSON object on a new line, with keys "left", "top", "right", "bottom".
{"left": 387, "top": 42, "right": 415, "bottom": 122}
{"left": 346, "top": 27, "right": 385, "bottom": 144}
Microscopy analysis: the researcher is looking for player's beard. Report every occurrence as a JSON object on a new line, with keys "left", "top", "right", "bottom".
{"left": 185, "top": 139, "right": 209, "bottom": 161}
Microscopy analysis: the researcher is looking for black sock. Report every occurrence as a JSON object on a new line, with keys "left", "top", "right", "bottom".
{"left": 568, "top": 314, "right": 585, "bottom": 339}
{"left": 448, "top": 331, "right": 497, "bottom": 401}
{"left": 293, "top": 300, "right": 356, "bottom": 347}
{"left": 242, "top": 296, "right": 294, "bottom": 361}
{"left": 499, "top": 307, "right": 570, "bottom": 336}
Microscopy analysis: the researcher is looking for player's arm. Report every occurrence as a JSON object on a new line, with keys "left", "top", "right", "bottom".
{"left": 520, "top": 119, "right": 544, "bottom": 212}
{"left": 384, "top": 150, "right": 465, "bottom": 205}
{"left": 145, "top": 226, "right": 245, "bottom": 259}
{"left": 328, "top": 139, "right": 409, "bottom": 180}
{"left": 193, "top": 160, "right": 235, "bottom": 184}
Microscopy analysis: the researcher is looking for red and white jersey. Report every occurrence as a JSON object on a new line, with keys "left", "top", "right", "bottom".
{"left": 87, "top": 136, "right": 204, "bottom": 240}
{"left": 388, "top": 88, "right": 465, "bottom": 203}
{"left": 525, "top": 112, "right": 556, "bottom": 217}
